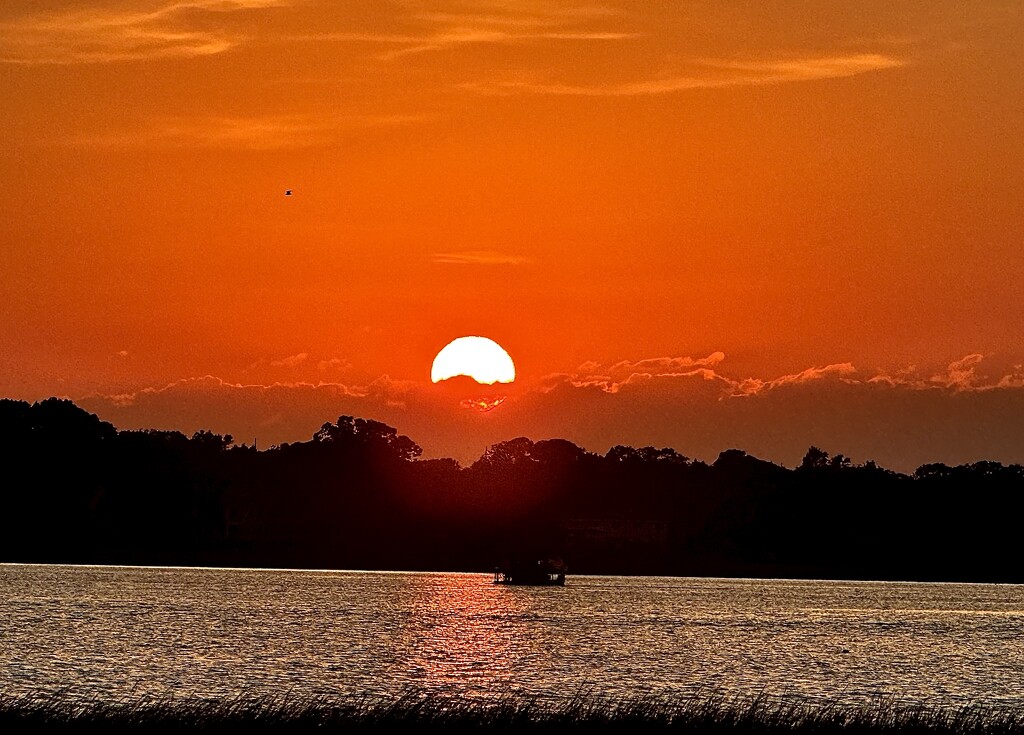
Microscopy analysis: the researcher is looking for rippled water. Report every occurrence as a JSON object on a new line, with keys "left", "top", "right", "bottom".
{"left": 2, "top": 564, "right": 1024, "bottom": 709}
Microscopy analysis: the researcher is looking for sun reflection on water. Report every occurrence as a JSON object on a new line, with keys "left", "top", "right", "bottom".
{"left": 386, "top": 574, "right": 540, "bottom": 699}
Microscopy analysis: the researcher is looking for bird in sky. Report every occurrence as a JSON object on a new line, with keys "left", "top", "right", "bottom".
{"left": 285, "top": 189, "right": 293, "bottom": 196}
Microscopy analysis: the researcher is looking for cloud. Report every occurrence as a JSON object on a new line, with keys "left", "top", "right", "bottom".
{"left": 376, "top": 29, "right": 637, "bottom": 60}
{"left": 559, "top": 352, "right": 1019, "bottom": 400}
{"left": 734, "top": 362, "right": 859, "bottom": 396}
{"left": 317, "top": 357, "right": 352, "bottom": 372}
{"left": 555, "top": 351, "right": 731, "bottom": 394}
{"left": 931, "top": 353, "right": 984, "bottom": 390}
{"left": 269, "top": 352, "right": 308, "bottom": 368}
{"left": 704, "top": 54, "right": 904, "bottom": 80}
{"left": 515, "top": 354, "right": 1024, "bottom": 472}
{"left": 460, "top": 397, "right": 506, "bottom": 412}
{"left": 77, "top": 374, "right": 401, "bottom": 443}
{"left": 607, "top": 352, "right": 726, "bottom": 375}
{"left": 463, "top": 53, "right": 904, "bottom": 96}
{"left": 59, "top": 113, "right": 435, "bottom": 150}
{"left": 410, "top": 4, "right": 625, "bottom": 27}
{"left": 864, "top": 354, "right": 1021, "bottom": 393}
{"left": 997, "top": 366, "right": 1024, "bottom": 389}
{"left": 74, "top": 353, "right": 1024, "bottom": 472}
{"left": 290, "top": 1, "right": 635, "bottom": 59}
{"left": 0, "top": 0, "right": 289, "bottom": 65}
{"left": 431, "top": 250, "right": 532, "bottom": 265}
{"left": 77, "top": 372, "right": 478, "bottom": 454}
{"left": 91, "top": 375, "right": 371, "bottom": 408}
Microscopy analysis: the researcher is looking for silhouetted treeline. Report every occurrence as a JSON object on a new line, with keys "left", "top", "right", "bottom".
{"left": 2, "top": 397, "right": 1023, "bottom": 582}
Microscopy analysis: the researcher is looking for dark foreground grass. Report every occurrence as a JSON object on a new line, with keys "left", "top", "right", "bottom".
{"left": 3, "top": 691, "right": 1024, "bottom": 733}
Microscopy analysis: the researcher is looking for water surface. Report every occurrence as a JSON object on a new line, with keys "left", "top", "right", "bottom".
{"left": 2, "top": 564, "right": 1023, "bottom": 709}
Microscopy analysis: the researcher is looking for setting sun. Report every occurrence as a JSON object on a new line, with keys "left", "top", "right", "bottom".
{"left": 431, "top": 337, "right": 516, "bottom": 385}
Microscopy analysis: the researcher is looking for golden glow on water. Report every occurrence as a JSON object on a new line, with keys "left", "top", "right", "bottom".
{"left": 4, "top": 566, "right": 1024, "bottom": 708}
{"left": 390, "top": 574, "right": 536, "bottom": 696}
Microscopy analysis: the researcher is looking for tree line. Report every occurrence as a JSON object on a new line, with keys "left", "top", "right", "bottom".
{"left": 2, "top": 397, "right": 1022, "bottom": 582}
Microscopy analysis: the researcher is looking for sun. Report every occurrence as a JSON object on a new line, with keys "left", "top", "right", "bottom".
{"left": 431, "top": 336, "right": 516, "bottom": 385}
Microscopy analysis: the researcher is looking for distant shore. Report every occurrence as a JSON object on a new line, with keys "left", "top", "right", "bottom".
{"left": 3, "top": 691, "right": 1023, "bottom": 733}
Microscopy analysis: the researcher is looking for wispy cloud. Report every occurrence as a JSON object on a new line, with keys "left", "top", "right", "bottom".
{"left": 99, "top": 374, "right": 381, "bottom": 409}
{"left": 931, "top": 353, "right": 984, "bottom": 390}
{"left": 607, "top": 352, "right": 726, "bottom": 375}
{"left": 0, "top": 0, "right": 289, "bottom": 65}
{"left": 410, "top": 4, "right": 625, "bottom": 27}
{"left": 548, "top": 352, "right": 731, "bottom": 394}
{"left": 463, "top": 53, "right": 904, "bottom": 96}
{"left": 317, "top": 357, "right": 352, "bottom": 372}
{"left": 290, "top": 2, "right": 634, "bottom": 59}
{"left": 461, "top": 396, "right": 506, "bottom": 412}
{"left": 733, "top": 362, "right": 859, "bottom": 397}
{"left": 551, "top": 352, "right": 1024, "bottom": 399}
{"left": 432, "top": 250, "right": 532, "bottom": 265}
{"left": 61, "top": 113, "right": 433, "bottom": 149}
{"left": 864, "top": 354, "right": 1024, "bottom": 393}
{"left": 378, "top": 29, "right": 636, "bottom": 60}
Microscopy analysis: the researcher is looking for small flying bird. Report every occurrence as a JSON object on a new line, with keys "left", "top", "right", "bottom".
{"left": 285, "top": 189, "right": 293, "bottom": 196}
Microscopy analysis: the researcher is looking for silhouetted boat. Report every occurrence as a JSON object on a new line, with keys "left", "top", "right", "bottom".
{"left": 493, "top": 557, "right": 567, "bottom": 586}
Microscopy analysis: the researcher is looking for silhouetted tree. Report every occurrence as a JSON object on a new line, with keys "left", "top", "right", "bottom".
{"left": 799, "top": 446, "right": 830, "bottom": 469}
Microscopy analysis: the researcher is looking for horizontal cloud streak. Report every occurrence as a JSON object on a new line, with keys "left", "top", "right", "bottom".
{"left": 432, "top": 250, "right": 532, "bottom": 265}
{"left": 291, "top": 1, "right": 635, "bottom": 59}
{"left": 463, "top": 53, "right": 903, "bottom": 96}
{"left": 376, "top": 30, "right": 637, "bottom": 59}
{"left": 59, "top": 113, "right": 434, "bottom": 150}
{"left": 0, "top": 0, "right": 288, "bottom": 65}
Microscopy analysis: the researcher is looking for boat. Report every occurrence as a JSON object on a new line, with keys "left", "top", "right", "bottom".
{"left": 493, "top": 557, "right": 567, "bottom": 586}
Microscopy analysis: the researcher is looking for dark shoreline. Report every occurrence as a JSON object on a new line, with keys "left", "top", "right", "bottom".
{"left": 6, "top": 398, "right": 1024, "bottom": 585}
{"left": 3, "top": 692, "right": 1023, "bottom": 733}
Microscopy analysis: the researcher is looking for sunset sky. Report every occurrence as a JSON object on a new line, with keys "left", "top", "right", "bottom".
{"left": 2, "top": 1, "right": 1022, "bottom": 471}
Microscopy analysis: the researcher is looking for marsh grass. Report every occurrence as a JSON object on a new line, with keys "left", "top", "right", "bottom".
{"left": 2, "top": 690, "right": 1024, "bottom": 733}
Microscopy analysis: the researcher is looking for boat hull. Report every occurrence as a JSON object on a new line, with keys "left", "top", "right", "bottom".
{"left": 493, "top": 559, "right": 567, "bottom": 586}
{"left": 493, "top": 574, "right": 565, "bottom": 586}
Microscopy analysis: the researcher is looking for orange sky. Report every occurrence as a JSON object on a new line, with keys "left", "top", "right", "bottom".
{"left": 2, "top": 1, "right": 1023, "bottom": 471}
